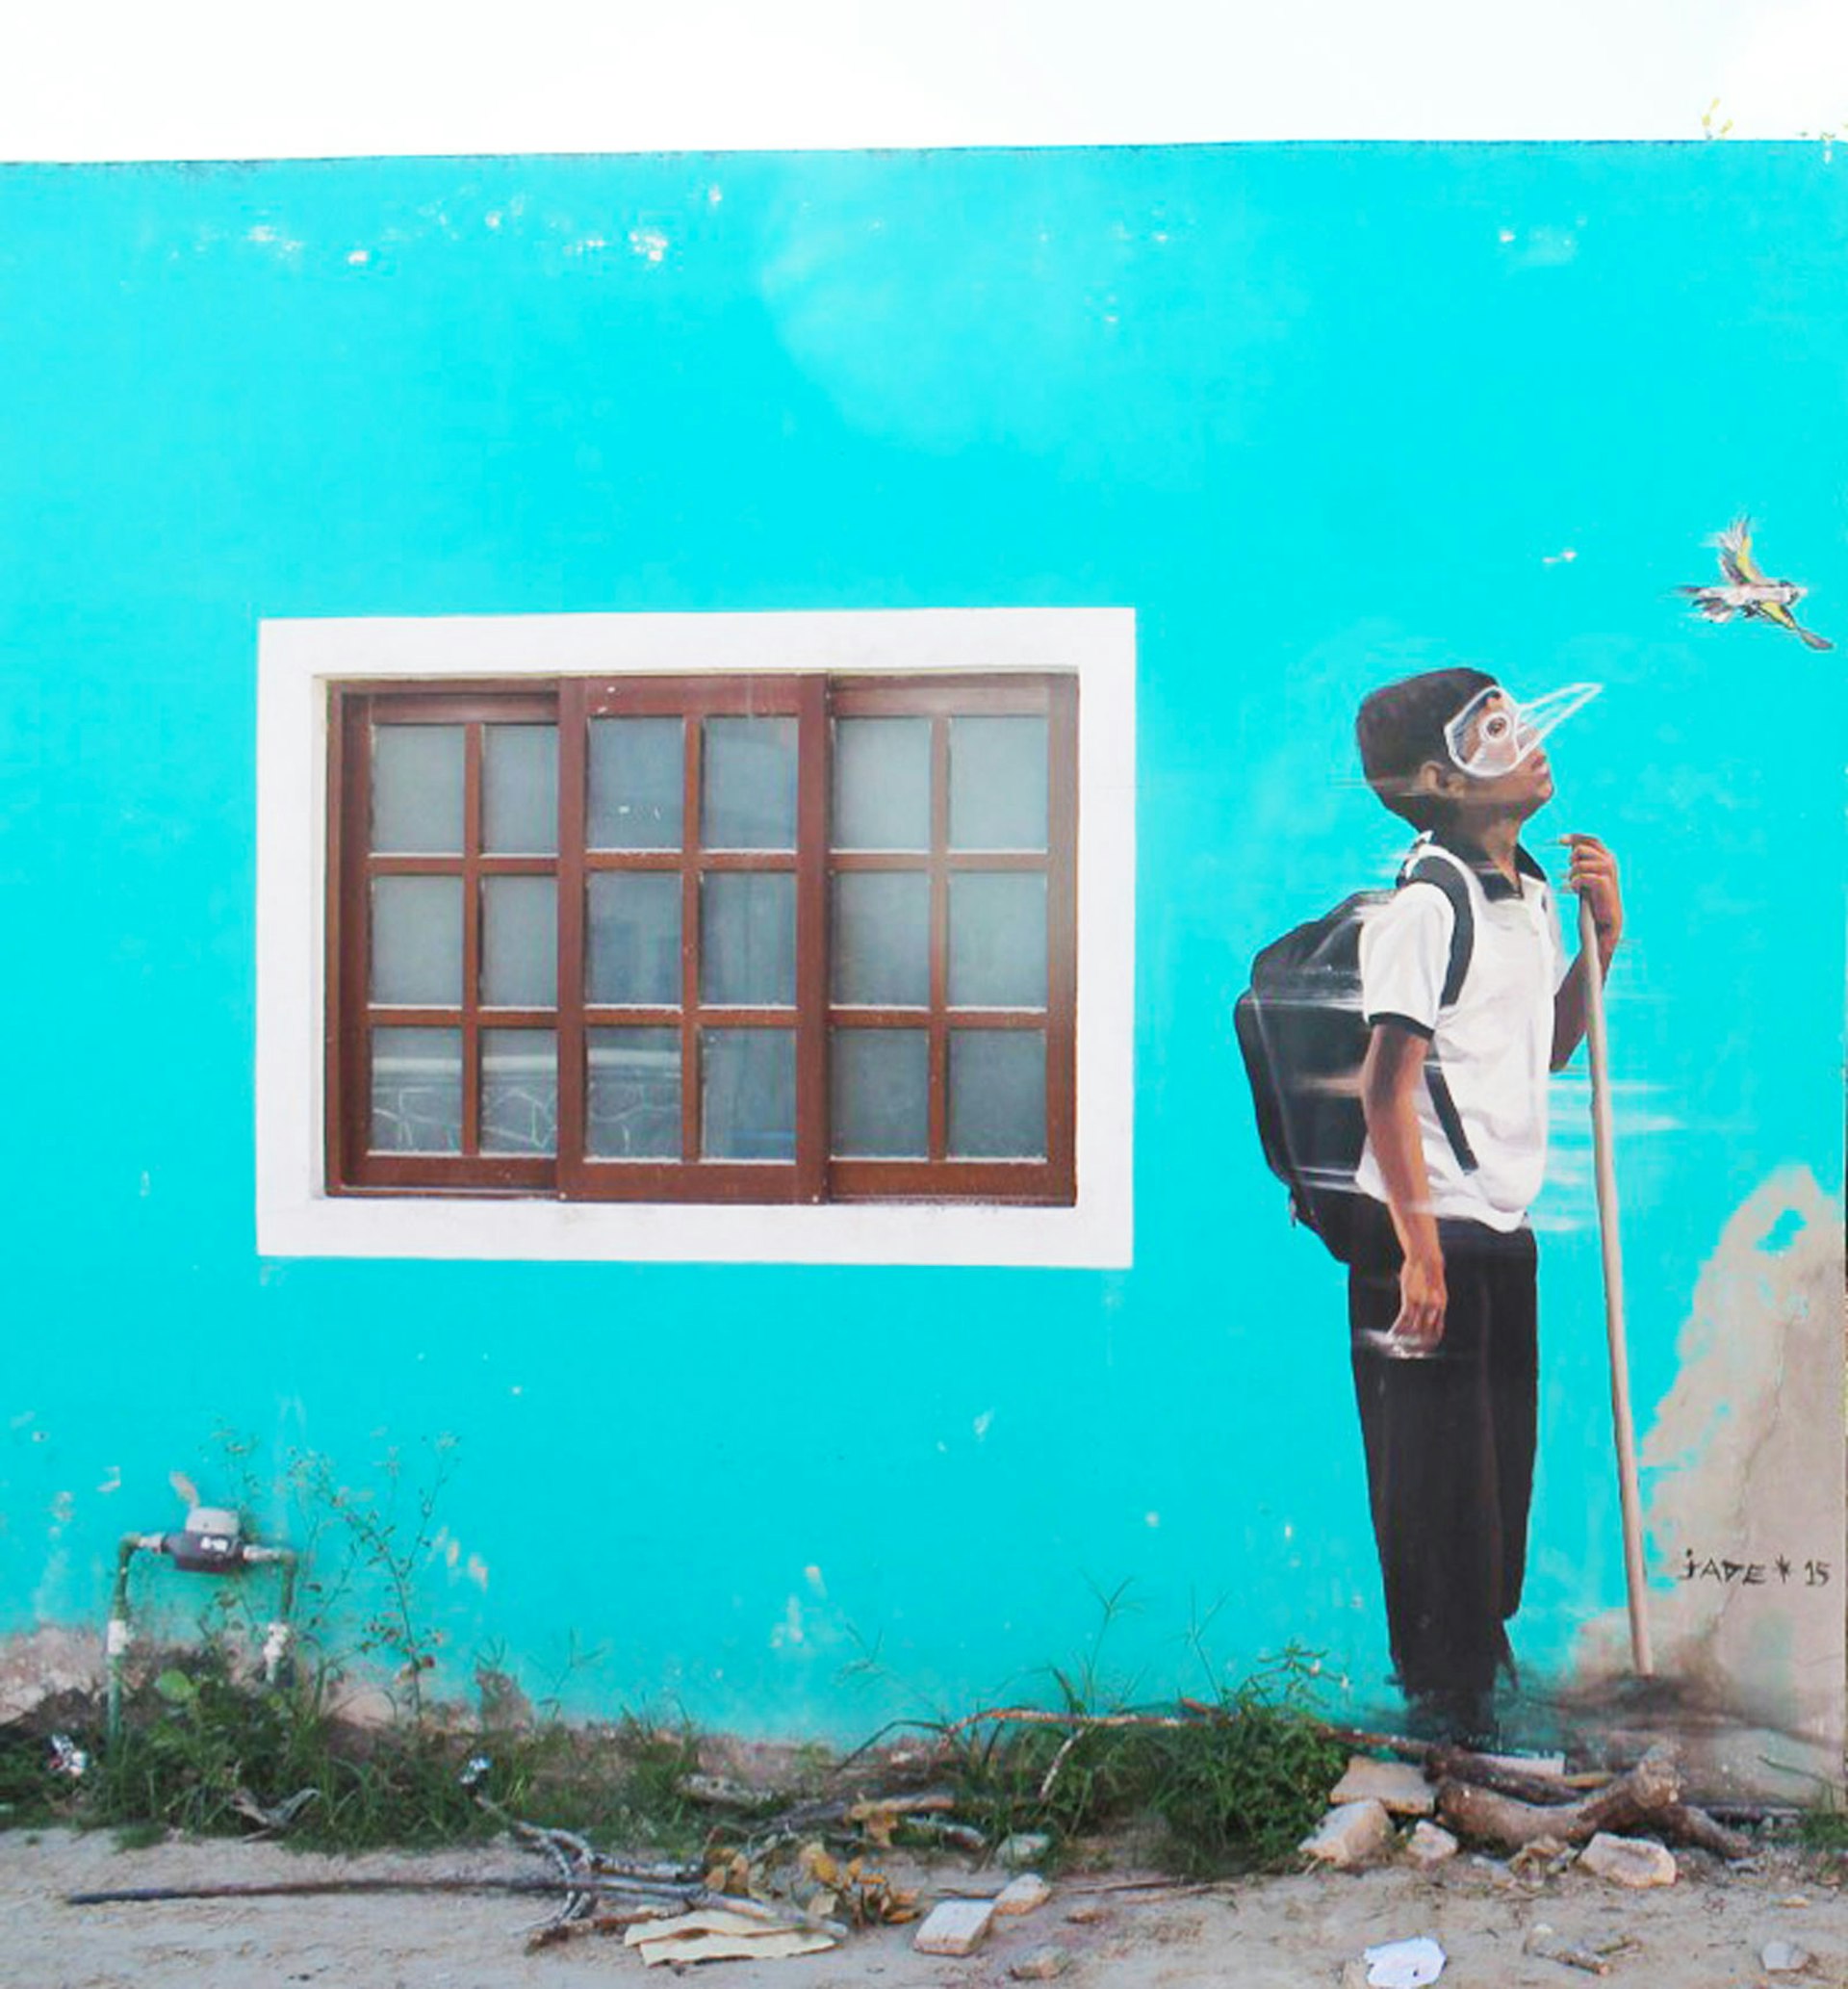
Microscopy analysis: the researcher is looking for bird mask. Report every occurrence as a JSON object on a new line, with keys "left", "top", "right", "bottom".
{"left": 1444, "top": 682, "right": 1602, "bottom": 779}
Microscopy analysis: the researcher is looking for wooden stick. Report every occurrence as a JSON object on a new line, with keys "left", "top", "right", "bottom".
{"left": 1656, "top": 1802, "right": 1755, "bottom": 1862}
{"left": 1437, "top": 1745, "right": 1679, "bottom": 1849}
{"left": 526, "top": 1907, "right": 671, "bottom": 1952}
{"left": 1579, "top": 891, "right": 1654, "bottom": 1677}
{"left": 1425, "top": 1745, "right": 1603, "bottom": 1806}
{"left": 1433, "top": 1744, "right": 1747, "bottom": 1858}
{"left": 939, "top": 1705, "right": 1191, "bottom": 1741}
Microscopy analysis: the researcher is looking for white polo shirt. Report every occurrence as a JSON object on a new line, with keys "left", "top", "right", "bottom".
{"left": 1353, "top": 834, "right": 1569, "bottom": 1231}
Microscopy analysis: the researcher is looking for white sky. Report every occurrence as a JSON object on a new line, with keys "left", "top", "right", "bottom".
{"left": 4, "top": 0, "right": 1844, "bottom": 161}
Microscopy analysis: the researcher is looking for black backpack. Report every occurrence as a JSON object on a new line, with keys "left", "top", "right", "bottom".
{"left": 1234, "top": 847, "right": 1478, "bottom": 1263}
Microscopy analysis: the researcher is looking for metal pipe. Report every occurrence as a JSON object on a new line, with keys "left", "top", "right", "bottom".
{"left": 105, "top": 1534, "right": 162, "bottom": 1741}
{"left": 104, "top": 1534, "right": 299, "bottom": 1738}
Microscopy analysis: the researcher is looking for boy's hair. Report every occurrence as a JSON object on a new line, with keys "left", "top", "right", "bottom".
{"left": 1355, "top": 666, "right": 1497, "bottom": 831}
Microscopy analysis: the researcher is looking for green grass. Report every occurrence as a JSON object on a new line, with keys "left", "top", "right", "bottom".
{"left": 1798, "top": 1801, "right": 1848, "bottom": 1852}
{"left": 2, "top": 1639, "right": 1343, "bottom": 1875}
{"left": 1, "top": 1655, "right": 707, "bottom": 1856}
{"left": 937, "top": 1650, "right": 1346, "bottom": 1876}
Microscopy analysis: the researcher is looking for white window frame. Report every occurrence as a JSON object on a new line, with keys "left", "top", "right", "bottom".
{"left": 255, "top": 607, "right": 1135, "bottom": 1268}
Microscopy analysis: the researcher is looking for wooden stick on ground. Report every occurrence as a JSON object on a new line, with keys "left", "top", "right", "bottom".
{"left": 938, "top": 1706, "right": 1193, "bottom": 1741}
{"left": 1436, "top": 1747, "right": 1751, "bottom": 1860}
{"left": 1437, "top": 1750, "right": 1676, "bottom": 1849}
{"left": 1425, "top": 1745, "right": 1607, "bottom": 1806}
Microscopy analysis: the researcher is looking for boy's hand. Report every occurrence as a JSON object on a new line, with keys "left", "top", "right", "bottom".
{"left": 1561, "top": 834, "right": 1623, "bottom": 959}
{"left": 1393, "top": 1247, "right": 1448, "bottom": 1349}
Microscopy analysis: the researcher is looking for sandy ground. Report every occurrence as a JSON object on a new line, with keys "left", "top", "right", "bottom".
{"left": 4, "top": 1830, "right": 1847, "bottom": 1989}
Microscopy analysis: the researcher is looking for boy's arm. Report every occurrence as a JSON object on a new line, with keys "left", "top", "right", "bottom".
{"left": 1551, "top": 834, "right": 1624, "bottom": 1071}
{"left": 1359, "top": 1022, "right": 1448, "bottom": 1347}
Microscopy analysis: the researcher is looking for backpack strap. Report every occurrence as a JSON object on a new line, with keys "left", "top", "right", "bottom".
{"left": 1399, "top": 846, "right": 1476, "bottom": 1007}
{"left": 1396, "top": 846, "right": 1479, "bottom": 1175}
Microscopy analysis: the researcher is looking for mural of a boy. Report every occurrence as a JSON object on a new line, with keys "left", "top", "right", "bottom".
{"left": 1348, "top": 667, "right": 1622, "bottom": 1742}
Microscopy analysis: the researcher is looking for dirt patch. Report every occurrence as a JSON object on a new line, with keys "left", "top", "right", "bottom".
{"left": 6, "top": 1830, "right": 1845, "bottom": 1989}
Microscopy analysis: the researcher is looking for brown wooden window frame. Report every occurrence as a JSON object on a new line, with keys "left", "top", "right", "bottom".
{"left": 328, "top": 672, "right": 1078, "bottom": 1206}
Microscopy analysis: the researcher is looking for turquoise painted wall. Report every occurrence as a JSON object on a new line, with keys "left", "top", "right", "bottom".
{"left": 2, "top": 143, "right": 1842, "bottom": 1735}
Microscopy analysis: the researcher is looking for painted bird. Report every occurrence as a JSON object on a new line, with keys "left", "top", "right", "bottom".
{"left": 1679, "top": 518, "right": 1833, "bottom": 650}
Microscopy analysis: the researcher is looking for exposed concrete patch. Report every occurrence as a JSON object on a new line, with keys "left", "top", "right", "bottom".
{"left": 1574, "top": 1167, "right": 1845, "bottom": 1798}
{"left": 0, "top": 1625, "right": 102, "bottom": 1722}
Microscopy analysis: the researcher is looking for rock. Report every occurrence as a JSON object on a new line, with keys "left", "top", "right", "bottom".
{"left": 1761, "top": 1940, "right": 1813, "bottom": 1975}
{"left": 1301, "top": 1799, "right": 1397, "bottom": 1871}
{"left": 1009, "top": 1945, "right": 1072, "bottom": 1980}
{"left": 1509, "top": 1834, "right": 1577, "bottom": 1880}
{"left": 1332, "top": 1755, "right": 1437, "bottom": 1817}
{"left": 999, "top": 1832, "right": 1053, "bottom": 1869}
{"left": 913, "top": 1899, "right": 996, "bottom": 1956}
{"left": 1578, "top": 1833, "right": 1677, "bottom": 1889}
{"left": 1064, "top": 1902, "right": 1106, "bottom": 1925}
{"left": 1524, "top": 1923, "right": 1610, "bottom": 1975}
{"left": 1404, "top": 1821, "right": 1459, "bottom": 1869}
{"left": 994, "top": 1873, "right": 1052, "bottom": 1916}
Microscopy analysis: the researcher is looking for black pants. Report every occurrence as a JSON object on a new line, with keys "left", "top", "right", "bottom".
{"left": 1347, "top": 1196, "right": 1538, "bottom": 1702}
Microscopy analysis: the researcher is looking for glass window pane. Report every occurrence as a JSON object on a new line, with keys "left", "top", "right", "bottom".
{"left": 834, "top": 717, "right": 931, "bottom": 850}
{"left": 372, "top": 724, "right": 465, "bottom": 855}
{"left": 589, "top": 717, "right": 683, "bottom": 849}
{"left": 587, "top": 873, "right": 681, "bottom": 1007}
{"left": 949, "top": 1029, "right": 1046, "bottom": 1158}
{"left": 703, "top": 716, "right": 797, "bottom": 849}
{"left": 371, "top": 1026, "right": 462, "bottom": 1152}
{"left": 832, "top": 873, "right": 930, "bottom": 1006}
{"left": 948, "top": 873, "right": 1047, "bottom": 1008}
{"left": 702, "top": 1028, "right": 796, "bottom": 1161}
{"left": 701, "top": 873, "right": 796, "bottom": 1006}
{"left": 587, "top": 1027, "right": 681, "bottom": 1159}
{"left": 371, "top": 877, "right": 463, "bottom": 1006}
{"left": 481, "top": 876, "right": 557, "bottom": 1008}
{"left": 482, "top": 1029, "right": 556, "bottom": 1155}
{"left": 831, "top": 1029, "right": 928, "bottom": 1158}
{"left": 949, "top": 715, "right": 1048, "bottom": 851}
{"left": 483, "top": 724, "right": 557, "bottom": 854}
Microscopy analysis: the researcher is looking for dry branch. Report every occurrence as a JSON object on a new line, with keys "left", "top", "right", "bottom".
{"left": 1435, "top": 1746, "right": 1748, "bottom": 1859}
{"left": 1424, "top": 1745, "right": 1600, "bottom": 1806}
{"left": 526, "top": 1906, "right": 673, "bottom": 1952}
{"left": 1437, "top": 1745, "right": 1679, "bottom": 1850}
{"left": 1654, "top": 1802, "right": 1754, "bottom": 1862}
{"left": 939, "top": 1706, "right": 1192, "bottom": 1742}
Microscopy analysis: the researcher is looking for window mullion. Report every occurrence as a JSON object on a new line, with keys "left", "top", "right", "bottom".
{"left": 554, "top": 680, "right": 589, "bottom": 1189}
{"left": 680, "top": 715, "right": 704, "bottom": 1165}
{"left": 927, "top": 714, "right": 950, "bottom": 1163}
{"left": 794, "top": 675, "right": 830, "bottom": 1202}
{"left": 460, "top": 723, "right": 484, "bottom": 1155}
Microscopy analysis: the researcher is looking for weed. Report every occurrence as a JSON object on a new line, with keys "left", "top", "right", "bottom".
{"left": 0, "top": 1731, "right": 67, "bottom": 1829}
{"left": 1799, "top": 1801, "right": 1848, "bottom": 1852}
{"left": 12, "top": 1655, "right": 708, "bottom": 1855}
{"left": 937, "top": 1634, "right": 1343, "bottom": 1875}
{"left": 287, "top": 1438, "right": 460, "bottom": 1719}
{"left": 0, "top": 1432, "right": 707, "bottom": 1857}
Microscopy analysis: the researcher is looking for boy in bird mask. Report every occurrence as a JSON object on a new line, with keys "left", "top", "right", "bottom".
{"left": 1349, "top": 668, "right": 1622, "bottom": 1741}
